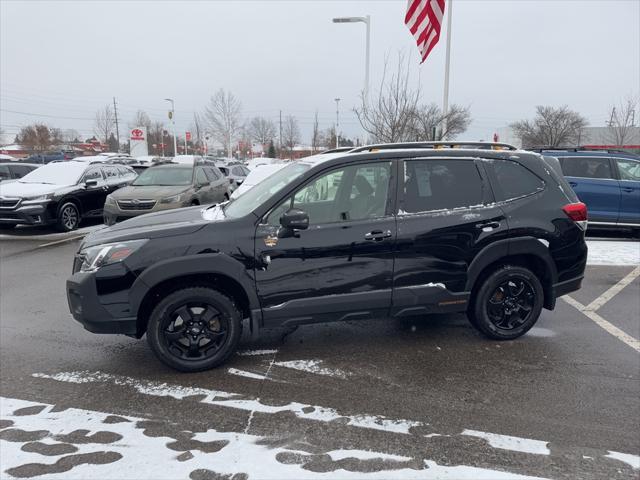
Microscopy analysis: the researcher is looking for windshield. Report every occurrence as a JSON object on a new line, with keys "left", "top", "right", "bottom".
{"left": 224, "top": 163, "right": 310, "bottom": 218}
{"left": 18, "top": 162, "right": 86, "bottom": 185}
{"left": 132, "top": 167, "right": 193, "bottom": 186}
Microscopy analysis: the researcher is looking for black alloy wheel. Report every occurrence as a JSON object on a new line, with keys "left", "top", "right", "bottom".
{"left": 469, "top": 265, "right": 543, "bottom": 340}
{"left": 147, "top": 287, "right": 242, "bottom": 371}
{"left": 486, "top": 278, "right": 535, "bottom": 330}
{"left": 57, "top": 202, "right": 79, "bottom": 231}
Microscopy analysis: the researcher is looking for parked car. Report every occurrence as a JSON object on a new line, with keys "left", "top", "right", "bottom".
{"left": 230, "top": 163, "right": 287, "bottom": 199}
{"left": 67, "top": 142, "right": 587, "bottom": 372}
{"left": 0, "top": 162, "right": 39, "bottom": 183}
{"left": 23, "top": 151, "right": 65, "bottom": 164}
{"left": 0, "top": 161, "right": 136, "bottom": 231}
{"left": 102, "top": 163, "right": 231, "bottom": 226}
{"left": 535, "top": 148, "right": 640, "bottom": 229}
{"left": 215, "top": 161, "right": 250, "bottom": 191}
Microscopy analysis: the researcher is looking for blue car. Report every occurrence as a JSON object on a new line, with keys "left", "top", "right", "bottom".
{"left": 536, "top": 149, "right": 640, "bottom": 229}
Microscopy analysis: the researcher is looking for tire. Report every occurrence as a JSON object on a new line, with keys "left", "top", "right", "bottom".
{"left": 224, "top": 193, "right": 229, "bottom": 201}
{"left": 190, "top": 200, "right": 199, "bottom": 206}
{"left": 146, "top": 287, "right": 242, "bottom": 372}
{"left": 56, "top": 202, "right": 80, "bottom": 232}
{"left": 468, "top": 265, "right": 543, "bottom": 340}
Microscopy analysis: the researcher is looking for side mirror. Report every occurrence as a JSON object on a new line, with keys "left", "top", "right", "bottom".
{"left": 280, "top": 208, "right": 309, "bottom": 231}
{"left": 85, "top": 179, "right": 98, "bottom": 188}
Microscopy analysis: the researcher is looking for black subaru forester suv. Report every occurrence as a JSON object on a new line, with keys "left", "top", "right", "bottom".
{"left": 67, "top": 142, "right": 588, "bottom": 372}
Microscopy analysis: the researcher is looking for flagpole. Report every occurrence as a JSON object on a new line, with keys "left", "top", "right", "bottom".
{"left": 441, "top": 0, "right": 453, "bottom": 139}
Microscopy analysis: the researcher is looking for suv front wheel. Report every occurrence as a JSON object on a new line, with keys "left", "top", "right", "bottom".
{"left": 146, "top": 287, "right": 242, "bottom": 372}
{"left": 469, "top": 265, "right": 543, "bottom": 340}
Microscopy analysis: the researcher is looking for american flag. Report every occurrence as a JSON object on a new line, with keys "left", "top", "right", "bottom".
{"left": 405, "top": 0, "right": 446, "bottom": 63}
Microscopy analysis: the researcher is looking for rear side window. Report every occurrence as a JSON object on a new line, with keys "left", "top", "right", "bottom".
{"left": 489, "top": 160, "right": 545, "bottom": 201}
{"left": 616, "top": 159, "right": 640, "bottom": 181}
{"left": 204, "top": 167, "right": 220, "bottom": 181}
{"left": 195, "top": 168, "right": 209, "bottom": 185}
{"left": 560, "top": 157, "right": 613, "bottom": 179}
{"left": 8, "top": 164, "right": 32, "bottom": 178}
{"left": 402, "top": 159, "right": 483, "bottom": 213}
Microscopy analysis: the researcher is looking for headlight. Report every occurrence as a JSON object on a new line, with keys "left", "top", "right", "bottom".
{"left": 104, "top": 195, "right": 116, "bottom": 205}
{"left": 160, "top": 193, "right": 184, "bottom": 204}
{"left": 79, "top": 239, "right": 148, "bottom": 273}
{"left": 22, "top": 193, "right": 53, "bottom": 205}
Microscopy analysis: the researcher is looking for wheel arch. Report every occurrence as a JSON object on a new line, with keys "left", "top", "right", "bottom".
{"left": 130, "top": 254, "right": 259, "bottom": 337}
{"left": 466, "top": 237, "right": 558, "bottom": 310}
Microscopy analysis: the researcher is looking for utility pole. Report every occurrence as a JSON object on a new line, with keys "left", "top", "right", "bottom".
{"left": 334, "top": 98, "right": 341, "bottom": 148}
{"left": 112, "top": 97, "right": 120, "bottom": 152}
{"left": 164, "top": 98, "right": 177, "bottom": 157}
{"left": 279, "top": 110, "right": 283, "bottom": 158}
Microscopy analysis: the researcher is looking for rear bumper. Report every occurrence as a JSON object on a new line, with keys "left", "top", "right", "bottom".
{"left": 66, "top": 271, "right": 137, "bottom": 335}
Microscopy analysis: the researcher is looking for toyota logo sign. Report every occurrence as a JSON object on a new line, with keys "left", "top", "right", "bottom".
{"left": 130, "top": 128, "right": 145, "bottom": 140}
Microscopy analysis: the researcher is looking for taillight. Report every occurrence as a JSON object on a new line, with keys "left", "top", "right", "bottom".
{"left": 563, "top": 202, "right": 588, "bottom": 230}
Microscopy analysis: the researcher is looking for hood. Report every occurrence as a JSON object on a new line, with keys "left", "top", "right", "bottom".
{"left": 109, "top": 185, "right": 191, "bottom": 200}
{"left": 82, "top": 205, "right": 210, "bottom": 247}
{"left": 0, "top": 182, "right": 59, "bottom": 198}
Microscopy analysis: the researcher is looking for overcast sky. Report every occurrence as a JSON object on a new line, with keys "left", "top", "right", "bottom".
{"left": 1, "top": 0, "right": 639, "bottom": 145}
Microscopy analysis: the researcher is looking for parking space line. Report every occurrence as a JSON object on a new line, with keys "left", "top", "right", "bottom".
{"left": 563, "top": 295, "right": 640, "bottom": 353}
{"left": 585, "top": 266, "right": 640, "bottom": 312}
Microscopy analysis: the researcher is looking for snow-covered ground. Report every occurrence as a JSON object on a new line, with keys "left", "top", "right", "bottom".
{"left": 586, "top": 240, "right": 640, "bottom": 266}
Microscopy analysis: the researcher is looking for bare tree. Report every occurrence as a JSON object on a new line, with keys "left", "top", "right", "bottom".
{"left": 129, "top": 110, "right": 152, "bottom": 130}
{"left": 281, "top": 115, "right": 300, "bottom": 158}
{"left": 191, "top": 113, "right": 206, "bottom": 153}
{"left": 511, "top": 105, "right": 588, "bottom": 148}
{"left": 606, "top": 96, "right": 638, "bottom": 146}
{"left": 204, "top": 88, "right": 243, "bottom": 158}
{"left": 409, "top": 103, "right": 471, "bottom": 141}
{"left": 355, "top": 52, "right": 421, "bottom": 143}
{"left": 94, "top": 104, "right": 116, "bottom": 143}
{"left": 148, "top": 121, "right": 167, "bottom": 155}
{"left": 61, "top": 129, "right": 81, "bottom": 143}
{"left": 311, "top": 111, "right": 321, "bottom": 152}
{"left": 247, "top": 116, "right": 276, "bottom": 145}
{"left": 17, "top": 124, "right": 53, "bottom": 151}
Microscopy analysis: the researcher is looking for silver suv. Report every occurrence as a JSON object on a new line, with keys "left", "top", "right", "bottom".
{"left": 103, "top": 164, "right": 230, "bottom": 225}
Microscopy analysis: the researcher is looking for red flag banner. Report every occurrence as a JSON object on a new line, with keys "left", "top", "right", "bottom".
{"left": 405, "top": 0, "right": 446, "bottom": 63}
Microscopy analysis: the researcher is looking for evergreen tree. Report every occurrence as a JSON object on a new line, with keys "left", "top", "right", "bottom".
{"left": 267, "top": 140, "right": 276, "bottom": 158}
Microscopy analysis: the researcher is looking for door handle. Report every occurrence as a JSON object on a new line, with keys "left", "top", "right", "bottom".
{"left": 621, "top": 187, "right": 634, "bottom": 193}
{"left": 568, "top": 182, "right": 578, "bottom": 187}
{"left": 364, "top": 230, "right": 392, "bottom": 241}
{"left": 476, "top": 221, "right": 500, "bottom": 230}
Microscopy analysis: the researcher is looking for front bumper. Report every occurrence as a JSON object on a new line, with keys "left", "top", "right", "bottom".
{"left": 66, "top": 270, "right": 137, "bottom": 335}
{"left": 103, "top": 201, "right": 189, "bottom": 225}
{"left": 0, "top": 203, "right": 53, "bottom": 226}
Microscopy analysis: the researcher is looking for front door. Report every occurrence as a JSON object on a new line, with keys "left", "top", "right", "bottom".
{"left": 77, "top": 166, "right": 108, "bottom": 216}
{"left": 392, "top": 157, "right": 509, "bottom": 316}
{"left": 255, "top": 160, "right": 397, "bottom": 327}
{"left": 614, "top": 158, "right": 640, "bottom": 225}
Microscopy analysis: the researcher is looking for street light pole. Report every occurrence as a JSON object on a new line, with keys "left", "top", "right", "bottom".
{"left": 334, "top": 98, "right": 341, "bottom": 149}
{"left": 164, "top": 98, "right": 178, "bottom": 156}
{"left": 332, "top": 16, "right": 371, "bottom": 102}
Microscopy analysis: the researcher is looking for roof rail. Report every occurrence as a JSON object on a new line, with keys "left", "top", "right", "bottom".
{"left": 526, "top": 146, "right": 637, "bottom": 155}
{"left": 350, "top": 141, "right": 518, "bottom": 153}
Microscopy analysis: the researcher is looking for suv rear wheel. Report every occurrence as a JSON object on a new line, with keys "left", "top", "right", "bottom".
{"left": 146, "top": 287, "right": 242, "bottom": 372}
{"left": 469, "top": 265, "right": 543, "bottom": 340}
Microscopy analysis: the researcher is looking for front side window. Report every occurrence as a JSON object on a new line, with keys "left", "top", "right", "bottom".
{"left": 267, "top": 162, "right": 392, "bottom": 226}
{"left": 195, "top": 168, "right": 209, "bottom": 185}
{"left": 616, "top": 159, "right": 640, "bottom": 181}
{"left": 83, "top": 168, "right": 103, "bottom": 182}
{"left": 560, "top": 157, "right": 613, "bottom": 179}
{"left": 489, "top": 159, "right": 545, "bottom": 201}
{"left": 402, "top": 159, "right": 483, "bottom": 213}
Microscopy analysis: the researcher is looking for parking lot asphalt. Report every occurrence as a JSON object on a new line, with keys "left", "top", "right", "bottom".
{"left": 0, "top": 236, "right": 638, "bottom": 479}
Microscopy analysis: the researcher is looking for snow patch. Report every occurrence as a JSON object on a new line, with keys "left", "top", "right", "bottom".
{"left": 527, "top": 327, "right": 556, "bottom": 338}
{"left": 237, "top": 349, "right": 278, "bottom": 356}
{"left": 273, "top": 360, "right": 348, "bottom": 379}
{"left": 33, "top": 371, "right": 424, "bottom": 435}
{"left": 462, "top": 429, "right": 550, "bottom": 455}
{"left": 606, "top": 451, "right": 640, "bottom": 469}
{"left": 586, "top": 240, "right": 640, "bottom": 266}
{"left": 0, "top": 396, "right": 551, "bottom": 480}
{"left": 227, "top": 368, "right": 271, "bottom": 381}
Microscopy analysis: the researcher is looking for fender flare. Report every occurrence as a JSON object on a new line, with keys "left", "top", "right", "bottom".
{"left": 465, "top": 237, "right": 558, "bottom": 293}
{"left": 128, "top": 253, "right": 260, "bottom": 317}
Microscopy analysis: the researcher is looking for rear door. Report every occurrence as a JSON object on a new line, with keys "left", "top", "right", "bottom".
{"left": 205, "top": 167, "right": 228, "bottom": 201}
{"left": 194, "top": 166, "right": 214, "bottom": 203}
{"left": 614, "top": 157, "right": 640, "bottom": 226}
{"left": 77, "top": 166, "right": 108, "bottom": 216}
{"left": 559, "top": 156, "right": 620, "bottom": 223}
{"left": 392, "top": 157, "right": 508, "bottom": 315}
